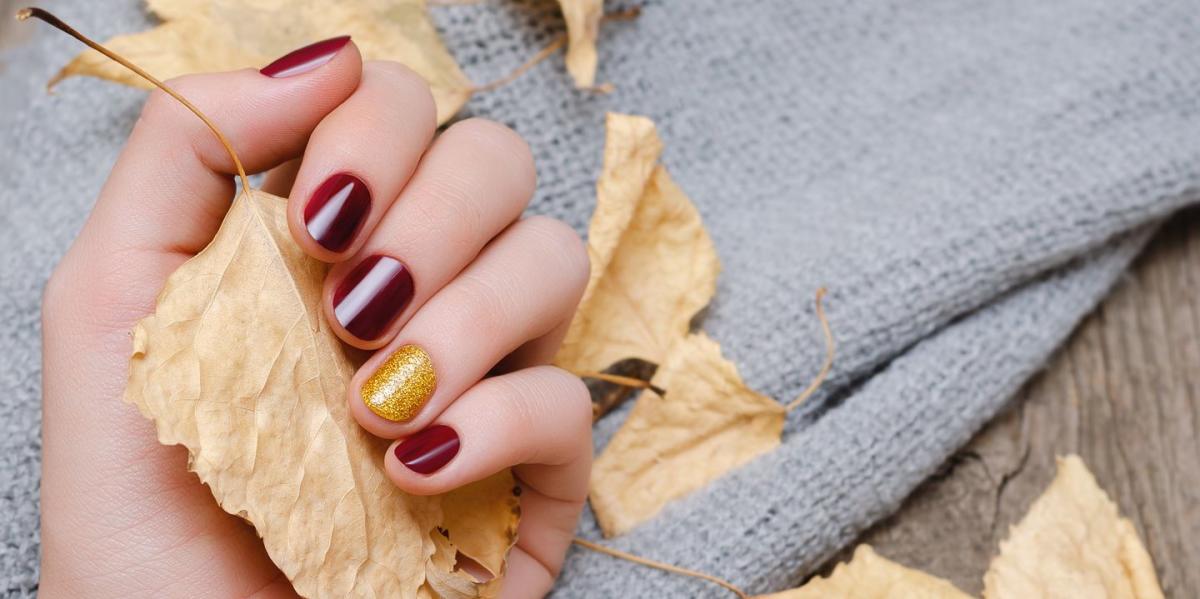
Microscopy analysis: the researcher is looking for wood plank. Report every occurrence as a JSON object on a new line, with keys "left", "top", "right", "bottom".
{"left": 834, "top": 208, "right": 1200, "bottom": 597}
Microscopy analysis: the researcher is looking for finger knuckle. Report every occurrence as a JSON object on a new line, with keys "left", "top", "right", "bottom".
{"left": 362, "top": 61, "right": 437, "bottom": 128}
{"left": 474, "top": 376, "right": 538, "bottom": 442}
{"left": 139, "top": 75, "right": 201, "bottom": 126}
{"left": 448, "top": 271, "right": 511, "bottom": 339}
{"left": 138, "top": 76, "right": 230, "bottom": 173}
{"left": 517, "top": 216, "right": 591, "bottom": 292}
{"left": 445, "top": 118, "right": 536, "bottom": 194}
{"left": 493, "top": 369, "right": 591, "bottom": 464}
{"left": 139, "top": 87, "right": 179, "bottom": 128}
{"left": 436, "top": 176, "right": 488, "bottom": 247}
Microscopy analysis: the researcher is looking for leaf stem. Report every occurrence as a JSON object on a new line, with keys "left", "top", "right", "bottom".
{"left": 569, "top": 369, "right": 666, "bottom": 396}
{"left": 471, "top": 34, "right": 567, "bottom": 93}
{"left": 785, "top": 287, "right": 835, "bottom": 412}
{"left": 468, "top": 7, "right": 640, "bottom": 94}
{"left": 572, "top": 538, "right": 749, "bottom": 599}
{"left": 17, "top": 7, "right": 252, "bottom": 195}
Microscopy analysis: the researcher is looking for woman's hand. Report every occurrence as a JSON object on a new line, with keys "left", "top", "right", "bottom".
{"left": 39, "top": 38, "right": 591, "bottom": 598}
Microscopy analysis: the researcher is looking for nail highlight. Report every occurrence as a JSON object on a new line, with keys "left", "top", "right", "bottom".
{"left": 260, "top": 36, "right": 351, "bottom": 78}
{"left": 304, "top": 173, "right": 370, "bottom": 253}
{"left": 361, "top": 345, "right": 436, "bottom": 422}
{"left": 334, "top": 255, "right": 415, "bottom": 341}
{"left": 394, "top": 425, "right": 460, "bottom": 475}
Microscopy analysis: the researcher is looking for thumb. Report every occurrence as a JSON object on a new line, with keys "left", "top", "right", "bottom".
{"left": 48, "top": 37, "right": 362, "bottom": 336}
{"left": 83, "top": 37, "right": 363, "bottom": 259}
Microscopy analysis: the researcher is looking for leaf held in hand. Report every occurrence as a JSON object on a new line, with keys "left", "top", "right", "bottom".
{"left": 590, "top": 333, "right": 784, "bottom": 537}
{"left": 557, "top": 0, "right": 603, "bottom": 88}
{"left": 555, "top": 112, "right": 720, "bottom": 375}
{"left": 53, "top": 0, "right": 472, "bottom": 124}
{"left": 125, "top": 190, "right": 518, "bottom": 598}
{"left": 983, "top": 455, "right": 1163, "bottom": 599}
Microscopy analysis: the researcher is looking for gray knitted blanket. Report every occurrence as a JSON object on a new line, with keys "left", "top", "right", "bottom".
{"left": 3, "top": 0, "right": 1199, "bottom": 596}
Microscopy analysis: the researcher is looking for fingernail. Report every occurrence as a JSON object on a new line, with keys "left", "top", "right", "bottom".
{"left": 394, "top": 425, "right": 459, "bottom": 475}
{"left": 362, "top": 344, "right": 436, "bottom": 422}
{"left": 334, "top": 255, "right": 415, "bottom": 341}
{"left": 260, "top": 36, "right": 351, "bottom": 78}
{"left": 305, "top": 173, "right": 370, "bottom": 253}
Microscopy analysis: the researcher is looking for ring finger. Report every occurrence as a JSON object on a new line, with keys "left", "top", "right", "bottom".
{"left": 346, "top": 215, "right": 590, "bottom": 439}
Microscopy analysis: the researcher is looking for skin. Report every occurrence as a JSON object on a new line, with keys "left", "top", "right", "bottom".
{"left": 39, "top": 42, "right": 592, "bottom": 598}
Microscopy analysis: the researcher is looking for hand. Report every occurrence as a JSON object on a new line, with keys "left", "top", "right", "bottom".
{"left": 39, "top": 38, "right": 591, "bottom": 598}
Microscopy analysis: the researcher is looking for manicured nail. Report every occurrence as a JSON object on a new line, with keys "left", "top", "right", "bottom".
{"left": 260, "top": 36, "right": 351, "bottom": 78}
{"left": 334, "top": 255, "right": 415, "bottom": 341}
{"left": 304, "top": 173, "right": 370, "bottom": 253}
{"left": 361, "top": 344, "right": 436, "bottom": 422}
{"left": 394, "top": 425, "right": 459, "bottom": 475}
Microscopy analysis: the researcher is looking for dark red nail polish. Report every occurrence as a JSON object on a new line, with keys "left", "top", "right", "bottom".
{"left": 260, "top": 36, "right": 351, "bottom": 78}
{"left": 395, "top": 425, "right": 459, "bottom": 475}
{"left": 333, "top": 255, "right": 415, "bottom": 341}
{"left": 305, "top": 173, "right": 370, "bottom": 253}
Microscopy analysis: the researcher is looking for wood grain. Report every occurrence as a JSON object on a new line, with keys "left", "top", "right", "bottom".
{"left": 833, "top": 209, "right": 1200, "bottom": 597}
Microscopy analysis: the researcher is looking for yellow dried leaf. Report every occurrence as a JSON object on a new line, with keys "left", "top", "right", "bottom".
{"left": 555, "top": 112, "right": 720, "bottom": 374}
{"left": 758, "top": 546, "right": 972, "bottom": 599}
{"left": 755, "top": 456, "right": 1162, "bottom": 599}
{"left": 557, "top": 0, "right": 603, "bottom": 88}
{"left": 565, "top": 113, "right": 776, "bottom": 537}
{"left": 590, "top": 332, "right": 784, "bottom": 537}
{"left": 125, "top": 190, "right": 518, "bottom": 599}
{"left": 983, "top": 455, "right": 1164, "bottom": 599}
{"left": 53, "top": 0, "right": 472, "bottom": 124}
{"left": 579, "top": 454, "right": 1163, "bottom": 599}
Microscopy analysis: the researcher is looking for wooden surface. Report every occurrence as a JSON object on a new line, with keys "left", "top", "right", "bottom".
{"left": 836, "top": 209, "right": 1200, "bottom": 597}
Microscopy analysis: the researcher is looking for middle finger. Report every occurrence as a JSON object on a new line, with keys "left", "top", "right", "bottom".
{"left": 323, "top": 118, "right": 537, "bottom": 349}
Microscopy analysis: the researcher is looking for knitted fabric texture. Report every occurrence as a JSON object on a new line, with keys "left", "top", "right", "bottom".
{"left": 2, "top": 0, "right": 1199, "bottom": 596}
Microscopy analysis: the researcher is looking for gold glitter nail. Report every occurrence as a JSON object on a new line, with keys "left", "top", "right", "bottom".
{"left": 361, "top": 344, "right": 437, "bottom": 422}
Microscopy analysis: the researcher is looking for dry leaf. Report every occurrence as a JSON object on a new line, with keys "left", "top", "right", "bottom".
{"left": 590, "top": 333, "right": 784, "bottom": 537}
{"left": 747, "top": 456, "right": 1161, "bottom": 599}
{"left": 54, "top": 0, "right": 472, "bottom": 124}
{"left": 557, "top": 0, "right": 603, "bottom": 88}
{"left": 555, "top": 112, "right": 720, "bottom": 375}
{"left": 984, "top": 455, "right": 1164, "bottom": 599}
{"left": 125, "top": 189, "right": 518, "bottom": 598}
{"left": 758, "top": 545, "right": 972, "bottom": 599}
{"left": 564, "top": 113, "right": 780, "bottom": 537}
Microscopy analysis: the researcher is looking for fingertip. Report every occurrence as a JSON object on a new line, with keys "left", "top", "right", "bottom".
{"left": 323, "top": 280, "right": 392, "bottom": 351}
{"left": 286, "top": 170, "right": 373, "bottom": 264}
{"left": 286, "top": 59, "right": 439, "bottom": 266}
{"left": 384, "top": 426, "right": 463, "bottom": 496}
{"left": 97, "top": 38, "right": 364, "bottom": 257}
{"left": 140, "top": 40, "right": 363, "bottom": 177}
{"left": 345, "top": 371, "right": 416, "bottom": 439}
{"left": 259, "top": 36, "right": 358, "bottom": 79}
